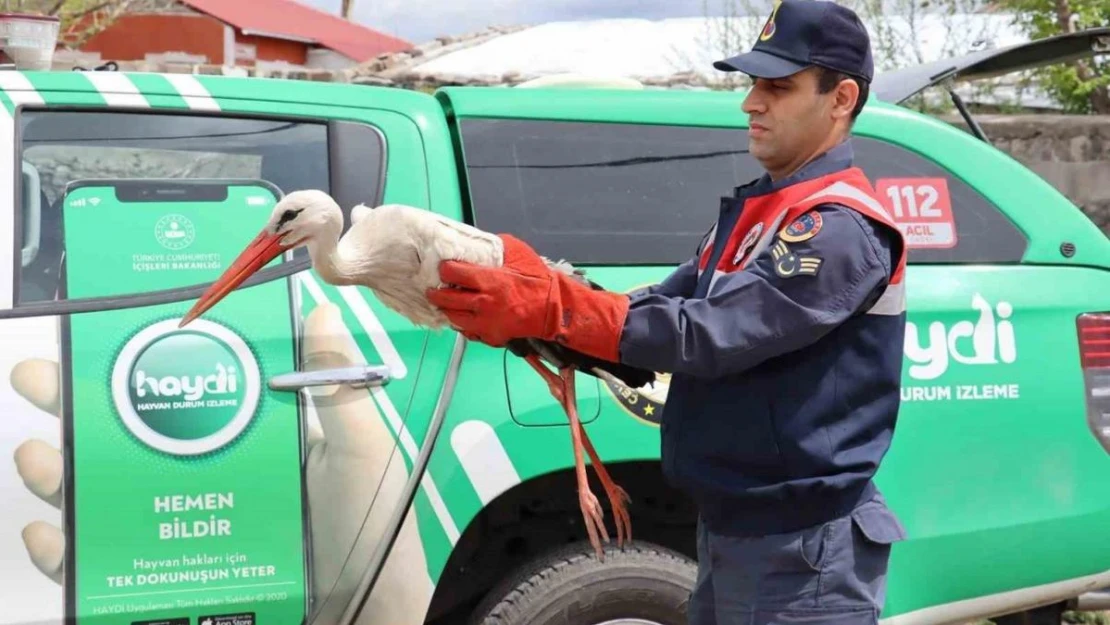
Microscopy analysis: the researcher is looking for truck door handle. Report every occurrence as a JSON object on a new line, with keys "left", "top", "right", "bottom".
{"left": 268, "top": 365, "right": 392, "bottom": 391}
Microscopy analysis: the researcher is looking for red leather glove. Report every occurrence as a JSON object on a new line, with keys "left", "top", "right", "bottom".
{"left": 426, "top": 234, "right": 629, "bottom": 363}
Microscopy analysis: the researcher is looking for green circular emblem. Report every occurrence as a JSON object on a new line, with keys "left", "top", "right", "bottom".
{"left": 112, "top": 319, "right": 260, "bottom": 455}
{"left": 155, "top": 214, "right": 195, "bottom": 250}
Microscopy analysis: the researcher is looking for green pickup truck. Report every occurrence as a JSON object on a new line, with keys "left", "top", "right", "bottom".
{"left": 1, "top": 27, "right": 1109, "bottom": 625}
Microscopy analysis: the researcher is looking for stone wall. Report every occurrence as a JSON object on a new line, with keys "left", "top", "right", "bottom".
{"left": 944, "top": 115, "right": 1110, "bottom": 235}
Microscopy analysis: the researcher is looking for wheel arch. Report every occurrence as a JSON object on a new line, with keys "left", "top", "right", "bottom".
{"left": 424, "top": 459, "right": 698, "bottom": 623}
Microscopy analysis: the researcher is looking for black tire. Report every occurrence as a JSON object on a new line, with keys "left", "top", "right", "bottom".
{"left": 993, "top": 602, "right": 1066, "bottom": 625}
{"left": 468, "top": 540, "right": 697, "bottom": 625}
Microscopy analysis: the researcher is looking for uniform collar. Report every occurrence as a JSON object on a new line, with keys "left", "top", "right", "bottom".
{"left": 734, "top": 139, "right": 855, "bottom": 199}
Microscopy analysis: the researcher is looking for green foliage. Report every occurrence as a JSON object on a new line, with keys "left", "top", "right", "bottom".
{"left": 1064, "top": 610, "right": 1110, "bottom": 624}
{"left": 998, "top": 0, "right": 1110, "bottom": 113}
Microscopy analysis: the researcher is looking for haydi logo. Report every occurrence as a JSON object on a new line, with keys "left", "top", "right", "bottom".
{"left": 905, "top": 293, "right": 1016, "bottom": 381}
{"left": 112, "top": 319, "right": 260, "bottom": 456}
{"left": 133, "top": 362, "right": 240, "bottom": 403}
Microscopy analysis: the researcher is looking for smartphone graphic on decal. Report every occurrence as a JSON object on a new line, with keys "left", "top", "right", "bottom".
{"left": 57, "top": 179, "right": 310, "bottom": 625}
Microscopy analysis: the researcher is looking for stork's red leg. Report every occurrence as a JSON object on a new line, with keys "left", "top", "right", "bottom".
{"left": 523, "top": 354, "right": 566, "bottom": 403}
{"left": 573, "top": 407, "right": 633, "bottom": 548}
{"left": 523, "top": 355, "right": 608, "bottom": 558}
{"left": 556, "top": 365, "right": 609, "bottom": 557}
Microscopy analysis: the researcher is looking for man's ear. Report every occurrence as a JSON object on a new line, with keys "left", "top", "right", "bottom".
{"left": 833, "top": 78, "right": 860, "bottom": 120}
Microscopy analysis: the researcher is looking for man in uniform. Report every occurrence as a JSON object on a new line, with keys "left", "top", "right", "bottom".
{"left": 426, "top": 1, "right": 909, "bottom": 622}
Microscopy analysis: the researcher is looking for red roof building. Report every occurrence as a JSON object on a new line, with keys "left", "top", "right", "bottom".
{"left": 72, "top": 0, "right": 412, "bottom": 69}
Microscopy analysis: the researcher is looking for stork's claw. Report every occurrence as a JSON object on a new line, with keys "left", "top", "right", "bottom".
{"left": 605, "top": 482, "right": 632, "bottom": 547}
{"left": 579, "top": 485, "right": 608, "bottom": 558}
{"left": 579, "top": 425, "right": 632, "bottom": 549}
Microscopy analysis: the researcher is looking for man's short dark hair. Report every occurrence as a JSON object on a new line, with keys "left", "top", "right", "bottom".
{"left": 815, "top": 66, "right": 869, "bottom": 120}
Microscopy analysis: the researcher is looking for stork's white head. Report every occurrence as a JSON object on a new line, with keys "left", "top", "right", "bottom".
{"left": 266, "top": 189, "right": 343, "bottom": 249}
{"left": 179, "top": 189, "right": 343, "bottom": 326}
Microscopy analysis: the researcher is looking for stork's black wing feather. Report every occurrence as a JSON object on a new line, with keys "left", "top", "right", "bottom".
{"left": 503, "top": 268, "right": 657, "bottom": 390}
{"left": 507, "top": 338, "right": 656, "bottom": 389}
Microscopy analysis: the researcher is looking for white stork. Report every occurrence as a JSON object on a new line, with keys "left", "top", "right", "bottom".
{"left": 180, "top": 189, "right": 655, "bottom": 557}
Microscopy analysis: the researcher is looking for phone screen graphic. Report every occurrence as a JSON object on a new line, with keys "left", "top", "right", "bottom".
{"left": 58, "top": 180, "right": 309, "bottom": 625}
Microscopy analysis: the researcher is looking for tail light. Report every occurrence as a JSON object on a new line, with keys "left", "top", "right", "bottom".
{"left": 1078, "top": 312, "right": 1110, "bottom": 453}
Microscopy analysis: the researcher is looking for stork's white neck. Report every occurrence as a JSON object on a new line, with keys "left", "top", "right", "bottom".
{"left": 306, "top": 230, "right": 359, "bottom": 286}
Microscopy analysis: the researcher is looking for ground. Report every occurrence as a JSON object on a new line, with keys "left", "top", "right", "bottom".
{"left": 962, "top": 610, "right": 1110, "bottom": 625}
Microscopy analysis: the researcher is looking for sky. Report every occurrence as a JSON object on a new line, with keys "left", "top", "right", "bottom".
{"left": 300, "top": 0, "right": 768, "bottom": 44}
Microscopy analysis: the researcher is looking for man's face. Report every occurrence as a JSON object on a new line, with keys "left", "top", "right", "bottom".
{"left": 741, "top": 67, "right": 845, "bottom": 176}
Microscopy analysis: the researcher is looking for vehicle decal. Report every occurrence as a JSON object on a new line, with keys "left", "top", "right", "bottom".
{"left": 876, "top": 177, "right": 958, "bottom": 249}
{"left": 449, "top": 420, "right": 521, "bottom": 505}
{"left": 16, "top": 72, "right": 101, "bottom": 107}
{"left": 603, "top": 372, "right": 670, "bottom": 427}
{"left": 903, "top": 292, "right": 1018, "bottom": 392}
{"left": 162, "top": 74, "right": 221, "bottom": 111}
{"left": 296, "top": 271, "right": 330, "bottom": 306}
{"left": 126, "top": 73, "right": 191, "bottom": 109}
{"left": 297, "top": 272, "right": 461, "bottom": 544}
{"left": 0, "top": 72, "right": 44, "bottom": 107}
{"left": 0, "top": 74, "right": 461, "bottom": 619}
{"left": 337, "top": 285, "right": 409, "bottom": 380}
{"left": 79, "top": 71, "right": 149, "bottom": 108}
{"left": 94, "top": 75, "right": 449, "bottom": 550}
{"left": 369, "top": 383, "right": 461, "bottom": 542}
{"left": 0, "top": 84, "right": 12, "bottom": 309}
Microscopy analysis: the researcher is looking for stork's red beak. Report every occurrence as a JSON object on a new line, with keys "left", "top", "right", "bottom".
{"left": 179, "top": 229, "right": 289, "bottom": 327}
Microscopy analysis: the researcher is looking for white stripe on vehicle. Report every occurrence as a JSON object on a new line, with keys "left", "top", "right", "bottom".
{"left": 297, "top": 272, "right": 330, "bottom": 307}
{"left": 0, "top": 93, "right": 12, "bottom": 309}
{"left": 299, "top": 272, "right": 460, "bottom": 543}
{"left": 371, "top": 385, "right": 461, "bottom": 544}
{"left": 880, "top": 569, "right": 1110, "bottom": 625}
{"left": 82, "top": 72, "right": 149, "bottom": 107}
{"left": 0, "top": 72, "right": 44, "bottom": 106}
{"left": 450, "top": 420, "right": 521, "bottom": 505}
{"left": 163, "top": 74, "right": 220, "bottom": 111}
{"left": 338, "top": 285, "right": 408, "bottom": 380}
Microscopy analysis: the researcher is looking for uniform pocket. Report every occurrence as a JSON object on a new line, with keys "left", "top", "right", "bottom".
{"left": 697, "top": 384, "right": 783, "bottom": 471}
{"left": 799, "top": 521, "right": 831, "bottom": 573}
{"left": 850, "top": 501, "right": 908, "bottom": 547}
{"left": 815, "top": 500, "right": 906, "bottom": 611}
{"left": 711, "top": 529, "right": 824, "bottom": 612}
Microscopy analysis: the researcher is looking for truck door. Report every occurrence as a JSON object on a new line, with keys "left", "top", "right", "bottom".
{"left": 0, "top": 75, "right": 451, "bottom": 625}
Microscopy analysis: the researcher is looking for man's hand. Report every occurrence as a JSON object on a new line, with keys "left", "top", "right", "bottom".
{"left": 427, "top": 234, "right": 631, "bottom": 362}
{"left": 427, "top": 234, "right": 558, "bottom": 346}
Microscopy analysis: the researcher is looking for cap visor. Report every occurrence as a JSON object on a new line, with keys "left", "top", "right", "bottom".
{"left": 713, "top": 50, "right": 807, "bottom": 79}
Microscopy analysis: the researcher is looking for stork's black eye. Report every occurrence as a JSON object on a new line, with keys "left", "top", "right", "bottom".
{"left": 275, "top": 207, "right": 304, "bottom": 230}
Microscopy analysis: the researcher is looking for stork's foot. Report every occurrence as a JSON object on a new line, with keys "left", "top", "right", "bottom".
{"left": 578, "top": 485, "right": 608, "bottom": 559}
{"left": 579, "top": 426, "right": 632, "bottom": 548}
{"left": 602, "top": 480, "right": 632, "bottom": 548}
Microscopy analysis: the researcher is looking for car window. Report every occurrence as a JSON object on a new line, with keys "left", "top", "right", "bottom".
{"left": 458, "top": 118, "right": 763, "bottom": 265}
{"left": 15, "top": 110, "right": 380, "bottom": 306}
{"left": 458, "top": 119, "right": 1027, "bottom": 266}
{"left": 851, "top": 136, "right": 1028, "bottom": 263}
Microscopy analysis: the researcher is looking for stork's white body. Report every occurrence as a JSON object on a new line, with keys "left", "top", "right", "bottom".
{"left": 290, "top": 192, "right": 505, "bottom": 328}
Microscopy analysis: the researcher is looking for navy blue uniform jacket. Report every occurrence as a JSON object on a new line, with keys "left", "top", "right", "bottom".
{"left": 616, "top": 141, "right": 907, "bottom": 536}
